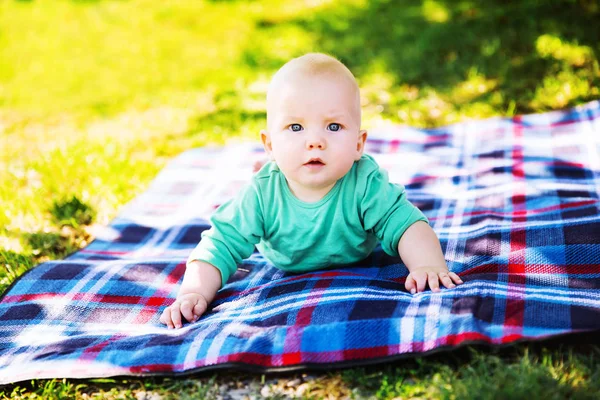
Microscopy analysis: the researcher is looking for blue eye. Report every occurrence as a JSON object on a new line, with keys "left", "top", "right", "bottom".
{"left": 328, "top": 123, "right": 341, "bottom": 132}
{"left": 289, "top": 124, "right": 303, "bottom": 132}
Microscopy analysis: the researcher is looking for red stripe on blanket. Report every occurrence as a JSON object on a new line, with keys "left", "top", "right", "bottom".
{"left": 344, "top": 345, "right": 392, "bottom": 359}
{"left": 282, "top": 352, "right": 302, "bottom": 365}
{"left": 501, "top": 333, "right": 524, "bottom": 343}
{"left": 130, "top": 364, "right": 178, "bottom": 373}
{"left": 220, "top": 352, "right": 278, "bottom": 366}
{"left": 296, "top": 278, "right": 334, "bottom": 326}
{"left": 459, "top": 263, "right": 600, "bottom": 276}
{"left": 0, "top": 293, "right": 170, "bottom": 306}
{"left": 165, "top": 263, "right": 186, "bottom": 285}
{"left": 2, "top": 293, "right": 60, "bottom": 302}
{"left": 444, "top": 331, "right": 492, "bottom": 345}
{"left": 132, "top": 308, "right": 158, "bottom": 324}
{"left": 80, "top": 335, "right": 124, "bottom": 361}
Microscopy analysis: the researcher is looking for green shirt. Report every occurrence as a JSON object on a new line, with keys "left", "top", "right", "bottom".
{"left": 188, "top": 154, "right": 428, "bottom": 288}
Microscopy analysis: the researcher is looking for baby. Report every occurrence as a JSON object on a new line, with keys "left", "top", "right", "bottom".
{"left": 160, "top": 53, "right": 462, "bottom": 329}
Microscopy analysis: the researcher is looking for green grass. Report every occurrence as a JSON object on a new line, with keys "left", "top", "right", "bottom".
{"left": 2, "top": 343, "right": 600, "bottom": 399}
{"left": 1, "top": 0, "right": 599, "bottom": 398}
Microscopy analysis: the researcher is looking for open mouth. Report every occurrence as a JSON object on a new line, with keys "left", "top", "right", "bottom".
{"left": 304, "top": 158, "right": 325, "bottom": 166}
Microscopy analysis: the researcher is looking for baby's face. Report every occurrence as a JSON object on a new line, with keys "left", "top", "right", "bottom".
{"left": 261, "top": 73, "right": 367, "bottom": 201}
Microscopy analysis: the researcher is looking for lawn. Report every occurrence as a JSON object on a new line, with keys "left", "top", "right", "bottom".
{"left": 1, "top": 0, "right": 599, "bottom": 398}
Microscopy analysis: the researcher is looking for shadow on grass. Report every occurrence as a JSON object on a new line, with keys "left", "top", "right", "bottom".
{"left": 243, "top": 0, "right": 599, "bottom": 125}
{"left": 50, "top": 196, "right": 96, "bottom": 229}
{"left": 0, "top": 195, "right": 96, "bottom": 294}
{"left": 0, "top": 250, "right": 35, "bottom": 295}
{"left": 23, "top": 231, "right": 80, "bottom": 259}
{"left": 0, "top": 229, "right": 91, "bottom": 295}
{"left": 340, "top": 332, "right": 600, "bottom": 399}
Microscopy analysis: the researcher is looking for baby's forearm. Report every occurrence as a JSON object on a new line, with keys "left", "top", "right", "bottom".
{"left": 179, "top": 260, "right": 222, "bottom": 304}
{"left": 397, "top": 221, "right": 447, "bottom": 272}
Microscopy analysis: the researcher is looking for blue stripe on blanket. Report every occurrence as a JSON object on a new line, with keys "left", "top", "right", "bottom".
{"left": 1, "top": 102, "right": 599, "bottom": 383}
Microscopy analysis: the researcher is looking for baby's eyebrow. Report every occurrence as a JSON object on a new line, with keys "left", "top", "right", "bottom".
{"left": 279, "top": 113, "right": 350, "bottom": 122}
{"left": 282, "top": 115, "right": 304, "bottom": 121}
{"left": 325, "top": 114, "right": 347, "bottom": 120}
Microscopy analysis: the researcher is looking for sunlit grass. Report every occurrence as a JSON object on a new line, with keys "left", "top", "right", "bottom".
{"left": 0, "top": 1, "right": 251, "bottom": 118}
{"left": 422, "top": 0, "right": 450, "bottom": 23}
{"left": 2, "top": 345, "right": 599, "bottom": 399}
{"left": 532, "top": 68, "right": 598, "bottom": 109}
{"left": 536, "top": 34, "right": 596, "bottom": 67}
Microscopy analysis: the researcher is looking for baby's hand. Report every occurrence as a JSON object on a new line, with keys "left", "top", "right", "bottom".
{"left": 159, "top": 293, "right": 209, "bottom": 329}
{"left": 405, "top": 266, "right": 463, "bottom": 294}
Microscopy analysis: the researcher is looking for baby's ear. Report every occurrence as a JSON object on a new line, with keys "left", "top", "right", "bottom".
{"left": 356, "top": 130, "right": 368, "bottom": 159}
{"left": 260, "top": 130, "right": 273, "bottom": 158}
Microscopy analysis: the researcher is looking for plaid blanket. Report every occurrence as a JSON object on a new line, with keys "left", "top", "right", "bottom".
{"left": 1, "top": 102, "right": 599, "bottom": 384}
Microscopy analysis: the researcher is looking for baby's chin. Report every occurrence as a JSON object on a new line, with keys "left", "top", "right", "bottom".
{"left": 299, "top": 172, "right": 348, "bottom": 189}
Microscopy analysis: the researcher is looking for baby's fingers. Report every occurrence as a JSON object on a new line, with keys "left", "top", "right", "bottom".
{"left": 405, "top": 275, "right": 417, "bottom": 294}
{"left": 169, "top": 303, "right": 184, "bottom": 329}
{"left": 180, "top": 300, "right": 196, "bottom": 323}
{"left": 181, "top": 298, "right": 207, "bottom": 323}
{"left": 415, "top": 272, "right": 428, "bottom": 293}
{"left": 449, "top": 272, "right": 463, "bottom": 285}
{"left": 193, "top": 300, "right": 207, "bottom": 320}
{"left": 160, "top": 305, "right": 175, "bottom": 329}
{"left": 159, "top": 308, "right": 167, "bottom": 326}
{"left": 428, "top": 272, "right": 440, "bottom": 292}
{"left": 406, "top": 271, "right": 428, "bottom": 294}
{"left": 439, "top": 273, "right": 456, "bottom": 289}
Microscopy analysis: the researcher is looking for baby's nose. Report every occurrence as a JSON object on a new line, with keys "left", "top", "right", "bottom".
{"left": 306, "top": 135, "right": 326, "bottom": 150}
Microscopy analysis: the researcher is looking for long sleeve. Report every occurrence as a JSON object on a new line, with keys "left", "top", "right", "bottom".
{"left": 187, "top": 183, "right": 265, "bottom": 288}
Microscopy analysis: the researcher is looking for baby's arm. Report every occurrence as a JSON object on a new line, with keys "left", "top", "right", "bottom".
{"left": 159, "top": 260, "right": 222, "bottom": 329}
{"left": 398, "top": 221, "right": 463, "bottom": 294}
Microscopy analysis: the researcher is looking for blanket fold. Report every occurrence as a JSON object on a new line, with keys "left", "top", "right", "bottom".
{"left": 1, "top": 102, "right": 599, "bottom": 384}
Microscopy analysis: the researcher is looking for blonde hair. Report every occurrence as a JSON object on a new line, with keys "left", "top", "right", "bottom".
{"left": 274, "top": 53, "right": 355, "bottom": 81}
{"left": 266, "top": 53, "right": 361, "bottom": 127}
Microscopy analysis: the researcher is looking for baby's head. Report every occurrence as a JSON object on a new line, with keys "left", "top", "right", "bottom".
{"left": 261, "top": 53, "right": 368, "bottom": 201}
{"left": 265, "top": 53, "right": 362, "bottom": 131}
